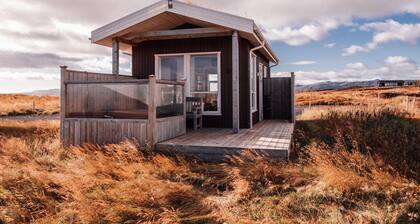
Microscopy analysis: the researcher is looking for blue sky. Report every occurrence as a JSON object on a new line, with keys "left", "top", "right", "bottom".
{"left": 0, "top": 0, "right": 419, "bottom": 92}
{"left": 273, "top": 13, "right": 420, "bottom": 82}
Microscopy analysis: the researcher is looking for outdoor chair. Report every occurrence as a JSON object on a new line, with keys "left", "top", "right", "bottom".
{"left": 186, "top": 97, "right": 203, "bottom": 130}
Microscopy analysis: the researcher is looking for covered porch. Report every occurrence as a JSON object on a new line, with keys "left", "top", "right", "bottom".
{"left": 156, "top": 120, "right": 294, "bottom": 161}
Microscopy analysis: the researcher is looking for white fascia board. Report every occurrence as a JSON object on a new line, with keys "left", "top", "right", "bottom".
{"left": 91, "top": 1, "right": 168, "bottom": 43}
{"left": 169, "top": 1, "right": 254, "bottom": 33}
{"left": 253, "top": 23, "right": 279, "bottom": 63}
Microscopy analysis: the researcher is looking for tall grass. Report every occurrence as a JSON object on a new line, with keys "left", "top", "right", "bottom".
{"left": 0, "top": 108, "right": 419, "bottom": 223}
{"left": 0, "top": 95, "right": 59, "bottom": 116}
{"left": 297, "top": 86, "right": 420, "bottom": 118}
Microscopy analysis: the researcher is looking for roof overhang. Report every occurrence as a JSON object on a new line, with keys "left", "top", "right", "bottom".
{"left": 91, "top": 0, "right": 279, "bottom": 63}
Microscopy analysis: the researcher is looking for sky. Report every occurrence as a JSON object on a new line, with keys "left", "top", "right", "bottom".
{"left": 0, "top": 0, "right": 420, "bottom": 93}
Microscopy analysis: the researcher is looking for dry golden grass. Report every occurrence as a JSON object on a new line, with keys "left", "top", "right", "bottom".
{"left": 0, "top": 107, "right": 419, "bottom": 223}
{"left": 0, "top": 94, "right": 59, "bottom": 116}
{"left": 297, "top": 86, "right": 420, "bottom": 119}
{"left": 297, "top": 86, "right": 420, "bottom": 106}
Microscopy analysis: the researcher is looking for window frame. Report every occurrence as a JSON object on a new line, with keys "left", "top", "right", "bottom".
{"left": 250, "top": 53, "right": 258, "bottom": 113}
{"left": 155, "top": 51, "right": 222, "bottom": 116}
{"left": 155, "top": 54, "right": 186, "bottom": 81}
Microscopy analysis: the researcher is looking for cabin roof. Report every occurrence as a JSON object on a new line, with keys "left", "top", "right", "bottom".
{"left": 91, "top": 0, "right": 279, "bottom": 63}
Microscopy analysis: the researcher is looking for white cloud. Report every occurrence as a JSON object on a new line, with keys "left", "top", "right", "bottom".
{"left": 277, "top": 56, "right": 419, "bottom": 85}
{"left": 342, "top": 45, "right": 367, "bottom": 56}
{"left": 345, "top": 62, "right": 368, "bottom": 70}
{"left": 265, "top": 21, "right": 339, "bottom": 46}
{"left": 290, "top": 61, "right": 317, "bottom": 65}
{"left": 324, "top": 43, "right": 336, "bottom": 48}
{"left": 343, "top": 20, "right": 420, "bottom": 56}
{"left": 197, "top": 0, "right": 420, "bottom": 45}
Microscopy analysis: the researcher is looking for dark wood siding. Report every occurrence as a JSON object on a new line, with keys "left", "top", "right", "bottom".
{"left": 239, "top": 38, "right": 270, "bottom": 127}
{"left": 253, "top": 52, "right": 270, "bottom": 125}
{"left": 132, "top": 37, "right": 232, "bottom": 128}
{"left": 263, "top": 77, "right": 293, "bottom": 121}
{"left": 239, "top": 38, "right": 251, "bottom": 128}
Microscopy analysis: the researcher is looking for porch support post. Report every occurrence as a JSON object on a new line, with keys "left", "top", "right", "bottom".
{"left": 60, "top": 66, "right": 67, "bottom": 144}
{"left": 291, "top": 72, "right": 295, "bottom": 123}
{"left": 232, "top": 31, "right": 240, "bottom": 133}
{"left": 112, "top": 38, "right": 119, "bottom": 78}
{"left": 147, "top": 75, "right": 157, "bottom": 148}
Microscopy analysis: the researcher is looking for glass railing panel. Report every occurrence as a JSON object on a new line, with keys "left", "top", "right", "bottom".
{"left": 155, "top": 83, "right": 184, "bottom": 118}
{"left": 65, "top": 83, "right": 149, "bottom": 119}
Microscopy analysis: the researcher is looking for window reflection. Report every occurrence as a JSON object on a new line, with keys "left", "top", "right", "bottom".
{"left": 160, "top": 56, "right": 184, "bottom": 81}
{"left": 191, "top": 54, "right": 219, "bottom": 113}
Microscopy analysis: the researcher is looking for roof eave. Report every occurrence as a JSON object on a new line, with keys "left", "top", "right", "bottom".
{"left": 253, "top": 24, "right": 279, "bottom": 64}
{"left": 90, "top": 0, "right": 279, "bottom": 64}
{"left": 91, "top": 0, "right": 168, "bottom": 43}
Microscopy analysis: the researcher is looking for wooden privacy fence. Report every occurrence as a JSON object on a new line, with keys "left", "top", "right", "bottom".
{"left": 60, "top": 66, "right": 186, "bottom": 147}
{"left": 263, "top": 73, "right": 295, "bottom": 122}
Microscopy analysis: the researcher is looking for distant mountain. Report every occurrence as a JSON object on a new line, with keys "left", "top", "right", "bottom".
{"left": 296, "top": 80, "right": 379, "bottom": 91}
{"left": 23, "top": 89, "right": 60, "bottom": 96}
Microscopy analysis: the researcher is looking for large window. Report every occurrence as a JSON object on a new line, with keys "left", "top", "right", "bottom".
{"left": 190, "top": 54, "right": 219, "bottom": 113}
{"left": 156, "top": 52, "right": 221, "bottom": 115}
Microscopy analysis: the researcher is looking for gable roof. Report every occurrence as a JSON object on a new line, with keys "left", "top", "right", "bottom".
{"left": 91, "top": 0, "right": 279, "bottom": 63}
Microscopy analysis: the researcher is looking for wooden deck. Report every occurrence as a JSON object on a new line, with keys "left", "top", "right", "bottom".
{"left": 156, "top": 120, "right": 294, "bottom": 161}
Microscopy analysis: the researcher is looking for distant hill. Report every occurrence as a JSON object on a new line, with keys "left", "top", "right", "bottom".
{"left": 22, "top": 89, "right": 60, "bottom": 96}
{"left": 296, "top": 80, "right": 379, "bottom": 91}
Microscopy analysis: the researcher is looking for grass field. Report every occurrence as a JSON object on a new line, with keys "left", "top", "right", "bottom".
{"left": 0, "top": 95, "right": 59, "bottom": 117}
{"left": 297, "top": 86, "right": 419, "bottom": 106}
{"left": 0, "top": 88, "right": 419, "bottom": 223}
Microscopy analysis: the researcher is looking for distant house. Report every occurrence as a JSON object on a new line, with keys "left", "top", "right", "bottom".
{"left": 377, "top": 80, "right": 405, "bottom": 87}
{"left": 60, "top": 0, "right": 295, "bottom": 160}
{"left": 377, "top": 80, "right": 419, "bottom": 87}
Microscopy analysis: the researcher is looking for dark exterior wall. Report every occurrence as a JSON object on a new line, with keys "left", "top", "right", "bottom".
{"left": 132, "top": 36, "right": 233, "bottom": 128}
{"left": 253, "top": 51, "right": 270, "bottom": 125}
{"left": 239, "top": 38, "right": 270, "bottom": 127}
{"left": 263, "top": 77, "right": 293, "bottom": 121}
{"left": 239, "top": 42, "right": 268, "bottom": 126}
{"left": 239, "top": 38, "right": 251, "bottom": 128}
{"left": 132, "top": 36, "right": 271, "bottom": 129}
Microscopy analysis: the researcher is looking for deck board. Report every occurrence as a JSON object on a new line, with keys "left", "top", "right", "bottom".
{"left": 156, "top": 120, "right": 294, "bottom": 160}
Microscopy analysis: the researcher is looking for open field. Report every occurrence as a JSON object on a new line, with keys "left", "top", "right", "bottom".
{"left": 0, "top": 108, "right": 419, "bottom": 223}
{"left": 296, "top": 86, "right": 420, "bottom": 119}
{"left": 0, "top": 95, "right": 59, "bottom": 117}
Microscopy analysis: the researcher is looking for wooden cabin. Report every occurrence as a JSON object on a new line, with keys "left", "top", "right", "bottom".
{"left": 61, "top": 0, "right": 295, "bottom": 160}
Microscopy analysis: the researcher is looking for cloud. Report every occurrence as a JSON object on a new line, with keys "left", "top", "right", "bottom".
{"left": 265, "top": 21, "right": 338, "bottom": 46}
{"left": 342, "top": 20, "right": 420, "bottom": 56}
{"left": 276, "top": 56, "right": 419, "bottom": 85}
{"left": 324, "top": 43, "right": 336, "bottom": 48}
{"left": 345, "top": 62, "right": 368, "bottom": 70}
{"left": 197, "top": 0, "right": 420, "bottom": 45}
{"left": 342, "top": 45, "right": 367, "bottom": 56}
{"left": 290, "top": 61, "right": 317, "bottom": 65}
{"left": 0, "top": 68, "right": 60, "bottom": 81}
{"left": 0, "top": 51, "right": 81, "bottom": 69}
{"left": 384, "top": 56, "right": 418, "bottom": 71}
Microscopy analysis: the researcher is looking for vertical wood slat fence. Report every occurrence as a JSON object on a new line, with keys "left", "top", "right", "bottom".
{"left": 60, "top": 66, "right": 186, "bottom": 147}
{"left": 263, "top": 73, "right": 295, "bottom": 122}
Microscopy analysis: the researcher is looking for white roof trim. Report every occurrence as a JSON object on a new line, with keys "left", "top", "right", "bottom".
{"left": 91, "top": 0, "right": 278, "bottom": 63}
{"left": 168, "top": 1, "right": 254, "bottom": 33}
{"left": 91, "top": 1, "right": 168, "bottom": 43}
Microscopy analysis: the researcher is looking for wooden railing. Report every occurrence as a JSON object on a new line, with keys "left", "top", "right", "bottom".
{"left": 60, "top": 66, "right": 186, "bottom": 147}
